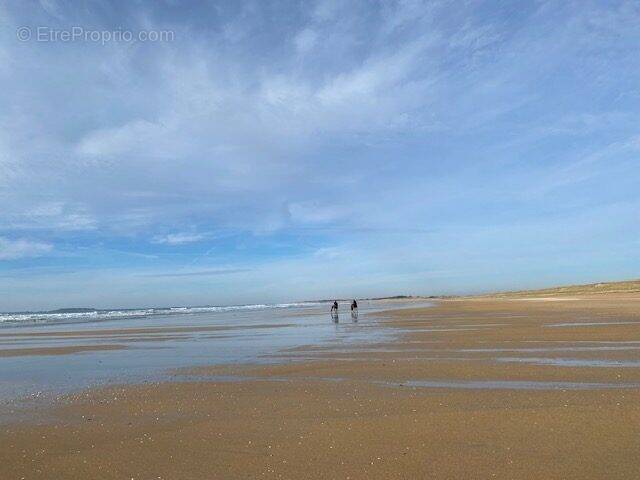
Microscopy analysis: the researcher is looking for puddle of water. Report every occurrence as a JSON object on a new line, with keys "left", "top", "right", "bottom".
{"left": 142, "top": 373, "right": 640, "bottom": 392}
{"left": 547, "top": 322, "right": 640, "bottom": 327}
{"left": 458, "top": 346, "right": 640, "bottom": 353}
{"left": 495, "top": 357, "right": 640, "bottom": 368}
{"left": 448, "top": 324, "right": 508, "bottom": 328}
{"left": 277, "top": 348, "right": 438, "bottom": 355}
{"left": 516, "top": 341, "right": 640, "bottom": 344}
{"left": 399, "top": 328, "right": 480, "bottom": 333}
{"left": 397, "top": 379, "right": 640, "bottom": 390}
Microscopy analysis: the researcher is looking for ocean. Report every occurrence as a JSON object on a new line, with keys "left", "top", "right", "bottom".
{"left": 0, "top": 300, "right": 427, "bottom": 408}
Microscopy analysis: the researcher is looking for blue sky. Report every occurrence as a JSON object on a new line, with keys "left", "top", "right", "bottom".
{"left": 1, "top": 0, "right": 639, "bottom": 311}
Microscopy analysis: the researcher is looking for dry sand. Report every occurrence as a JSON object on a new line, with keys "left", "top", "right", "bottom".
{"left": 2, "top": 294, "right": 640, "bottom": 479}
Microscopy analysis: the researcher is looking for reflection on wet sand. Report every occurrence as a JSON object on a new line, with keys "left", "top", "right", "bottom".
{"left": 0, "top": 300, "right": 428, "bottom": 402}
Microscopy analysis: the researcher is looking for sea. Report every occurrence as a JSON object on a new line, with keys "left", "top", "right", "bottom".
{"left": 0, "top": 299, "right": 427, "bottom": 408}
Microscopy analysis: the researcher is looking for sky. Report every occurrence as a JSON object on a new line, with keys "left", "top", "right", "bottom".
{"left": 1, "top": 0, "right": 639, "bottom": 311}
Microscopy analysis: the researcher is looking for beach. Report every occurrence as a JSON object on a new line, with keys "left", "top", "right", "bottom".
{"left": 5, "top": 1, "right": 639, "bottom": 478}
{"left": 2, "top": 294, "right": 640, "bottom": 479}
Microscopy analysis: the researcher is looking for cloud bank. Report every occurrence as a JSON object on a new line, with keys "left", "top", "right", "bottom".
{"left": 1, "top": 0, "right": 639, "bottom": 310}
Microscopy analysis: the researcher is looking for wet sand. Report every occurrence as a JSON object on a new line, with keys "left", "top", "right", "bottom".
{"left": 0, "top": 344, "right": 126, "bottom": 357}
{"left": 2, "top": 295, "right": 640, "bottom": 479}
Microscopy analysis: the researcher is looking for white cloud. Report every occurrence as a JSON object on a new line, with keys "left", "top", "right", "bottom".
{"left": 152, "top": 233, "right": 206, "bottom": 245}
{"left": 313, "top": 246, "right": 346, "bottom": 260}
{"left": 312, "top": 0, "right": 344, "bottom": 21}
{"left": 0, "top": 237, "right": 53, "bottom": 260}
{"left": 141, "top": 268, "right": 251, "bottom": 277}
{"left": 6, "top": 202, "right": 97, "bottom": 231}
{"left": 75, "top": 120, "right": 168, "bottom": 158}
{"left": 294, "top": 28, "right": 318, "bottom": 54}
{"left": 288, "top": 202, "right": 350, "bottom": 224}
{"left": 38, "top": 0, "right": 64, "bottom": 19}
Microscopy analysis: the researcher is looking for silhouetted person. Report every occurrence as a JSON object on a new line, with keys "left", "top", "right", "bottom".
{"left": 351, "top": 299, "right": 358, "bottom": 311}
{"left": 331, "top": 300, "right": 338, "bottom": 314}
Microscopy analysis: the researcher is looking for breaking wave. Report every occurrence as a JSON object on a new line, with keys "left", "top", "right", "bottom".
{"left": 0, "top": 302, "right": 320, "bottom": 325}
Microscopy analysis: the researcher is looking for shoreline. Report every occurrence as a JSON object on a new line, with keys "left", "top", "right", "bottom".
{"left": 0, "top": 300, "right": 429, "bottom": 408}
{"left": 2, "top": 294, "right": 640, "bottom": 478}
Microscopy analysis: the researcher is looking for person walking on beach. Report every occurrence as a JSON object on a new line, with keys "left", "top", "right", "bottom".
{"left": 330, "top": 300, "right": 339, "bottom": 323}
{"left": 350, "top": 299, "right": 358, "bottom": 320}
